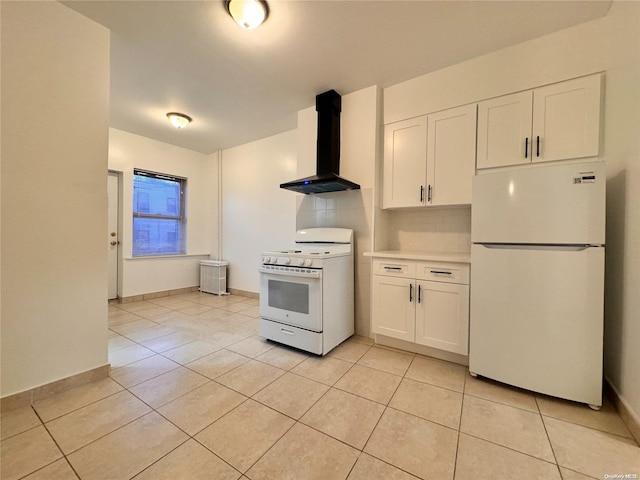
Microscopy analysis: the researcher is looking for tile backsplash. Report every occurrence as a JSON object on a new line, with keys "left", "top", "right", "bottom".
{"left": 379, "top": 206, "right": 471, "bottom": 254}
{"left": 296, "top": 188, "right": 373, "bottom": 338}
{"left": 296, "top": 188, "right": 373, "bottom": 258}
{"left": 294, "top": 193, "right": 470, "bottom": 337}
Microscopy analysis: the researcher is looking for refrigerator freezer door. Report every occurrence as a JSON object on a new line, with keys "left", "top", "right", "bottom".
{"left": 472, "top": 161, "right": 605, "bottom": 245}
{"left": 469, "top": 244, "right": 604, "bottom": 406}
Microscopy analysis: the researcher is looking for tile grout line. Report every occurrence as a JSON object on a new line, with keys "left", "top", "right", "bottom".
{"left": 355, "top": 352, "right": 448, "bottom": 479}
{"left": 450, "top": 366, "right": 469, "bottom": 480}
{"left": 458, "top": 429, "right": 562, "bottom": 468}
{"left": 359, "top": 353, "right": 414, "bottom": 454}
{"left": 30, "top": 405, "right": 82, "bottom": 480}
{"left": 62, "top": 373, "right": 245, "bottom": 478}
{"left": 102, "top": 294, "right": 634, "bottom": 478}
{"left": 535, "top": 396, "right": 564, "bottom": 479}
{"left": 234, "top": 348, "right": 371, "bottom": 478}
{"left": 462, "top": 390, "right": 540, "bottom": 414}
{"left": 97, "top": 296, "right": 285, "bottom": 477}
{"left": 146, "top": 395, "right": 246, "bottom": 480}
{"left": 125, "top": 437, "right": 194, "bottom": 480}
{"left": 536, "top": 408, "right": 639, "bottom": 442}
{"left": 92, "top": 303, "right": 465, "bottom": 471}
{"left": 212, "top": 399, "right": 299, "bottom": 477}
{"left": 33, "top": 387, "right": 126, "bottom": 425}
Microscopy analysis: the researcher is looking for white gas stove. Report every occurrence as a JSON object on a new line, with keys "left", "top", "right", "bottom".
{"left": 259, "top": 228, "right": 354, "bottom": 355}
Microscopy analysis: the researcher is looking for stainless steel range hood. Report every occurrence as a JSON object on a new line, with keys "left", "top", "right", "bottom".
{"left": 280, "top": 90, "right": 361, "bottom": 195}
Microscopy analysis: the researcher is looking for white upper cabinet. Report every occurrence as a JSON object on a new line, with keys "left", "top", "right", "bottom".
{"left": 477, "top": 74, "right": 602, "bottom": 170}
{"left": 383, "top": 116, "right": 428, "bottom": 208}
{"left": 427, "top": 104, "right": 477, "bottom": 206}
{"left": 383, "top": 104, "right": 477, "bottom": 208}
{"left": 532, "top": 74, "right": 602, "bottom": 163}
{"left": 477, "top": 91, "right": 533, "bottom": 169}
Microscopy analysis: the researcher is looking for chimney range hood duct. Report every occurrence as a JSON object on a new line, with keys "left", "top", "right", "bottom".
{"left": 280, "top": 90, "right": 361, "bottom": 194}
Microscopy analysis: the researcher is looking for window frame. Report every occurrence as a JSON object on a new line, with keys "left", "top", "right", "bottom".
{"left": 132, "top": 168, "right": 187, "bottom": 257}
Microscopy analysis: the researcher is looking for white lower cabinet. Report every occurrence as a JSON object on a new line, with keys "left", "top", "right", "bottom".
{"left": 415, "top": 280, "right": 469, "bottom": 354}
{"left": 372, "top": 259, "right": 470, "bottom": 355}
{"left": 372, "top": 275, "right": 415, "bottom": 342}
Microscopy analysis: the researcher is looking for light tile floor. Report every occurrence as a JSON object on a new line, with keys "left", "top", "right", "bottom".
{"left": 2, "top": 292, "right": 639, "bottom": 480}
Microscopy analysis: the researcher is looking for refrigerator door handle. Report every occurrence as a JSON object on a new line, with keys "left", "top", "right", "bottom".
{"left": 476, "top": 243, "right": 603, "bottom": 252}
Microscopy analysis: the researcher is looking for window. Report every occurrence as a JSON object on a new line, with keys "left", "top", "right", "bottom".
{"left": 133, "top": 169, "right": 186, "bottom": 256}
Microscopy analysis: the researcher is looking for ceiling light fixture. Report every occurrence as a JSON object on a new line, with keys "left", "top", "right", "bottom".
{"left": 166, "top": 112, "right": 192, "bottom": 129}
{"left": 225, "top": 0, "right": 269, "bottom": 30}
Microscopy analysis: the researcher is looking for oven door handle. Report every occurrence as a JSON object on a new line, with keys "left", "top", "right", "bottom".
{"left": 258, "top": 266, "right": 321, "bottom": 279}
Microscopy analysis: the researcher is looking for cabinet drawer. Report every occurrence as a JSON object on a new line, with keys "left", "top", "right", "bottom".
{"left": 260, "top": 318, "right": 323, "bottom": 355}
{"left": 416, "top": 262, "right": 469, "bottom": 284}
{"left": 373, "top": 259, "right": 416, "bottom": 278}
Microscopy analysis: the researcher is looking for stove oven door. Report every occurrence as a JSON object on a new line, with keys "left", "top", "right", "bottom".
{"left": 259, "top": 266, "right": 322, "bottom": 332}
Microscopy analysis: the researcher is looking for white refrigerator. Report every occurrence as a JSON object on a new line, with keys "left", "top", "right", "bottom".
{"left": 469, "top": 160, "right": 605, "bottom": 408}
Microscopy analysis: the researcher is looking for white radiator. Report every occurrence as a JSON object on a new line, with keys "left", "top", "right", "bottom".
{"left": 200, "top": 260, "right": 228, "bottom": 295}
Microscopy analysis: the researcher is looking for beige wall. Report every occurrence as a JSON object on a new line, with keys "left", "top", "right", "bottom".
{"left": 1, "top": 2, "right": 110, "bottom": 396}
{"left": 383, "top": 14, "right": 607, "bottom": 124}
{"left": 220, "top": 130, "right": 298, "bottom": 293}
{"left": 599, "top": 1, "right": 640, "bottom": 427}
{"left": 108, "top": 129, "right": 217, "bottom": 298}
{"left": 295, "top": 86, "right": 381, "bottom": 337}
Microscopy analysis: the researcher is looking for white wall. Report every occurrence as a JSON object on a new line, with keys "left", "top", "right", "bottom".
{"left": 1, "top": 2, "right": 110, "bottom": 396}
{"left": 384, "top": 16, "right": 607, "bottom": 124}
{"left": 108, "top": 129, "right": 217, "bottom": 298}
{"left": 296, "top": 85, "right": 379, "bottom": 189}
{"left": 599, "top": 1, "right": 640, "bottom": 428}
{"left": 220, "top": 131, "right": 297, "bottom": 293}
{"left": 296, "top": 86, "right": 381, "bottom": 336}
{"left": 384, "top": 2, "right": 640, "bottom": 422}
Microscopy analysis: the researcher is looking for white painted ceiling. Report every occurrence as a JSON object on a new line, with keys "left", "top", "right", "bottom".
{"left": 65, "top": 0, "right": 611, "bottom": 154}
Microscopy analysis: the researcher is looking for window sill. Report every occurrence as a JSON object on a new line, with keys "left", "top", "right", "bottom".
{"left": 124, "top": 253, "right": 210, "bottom": 260}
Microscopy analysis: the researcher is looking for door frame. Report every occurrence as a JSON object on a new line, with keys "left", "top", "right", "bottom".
{"left": 108, "top": 170, "right": 122, "bottom": 300}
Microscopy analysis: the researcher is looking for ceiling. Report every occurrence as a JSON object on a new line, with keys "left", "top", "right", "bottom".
{"left": 64, "top": 1, "right": 612, "bottom": 154}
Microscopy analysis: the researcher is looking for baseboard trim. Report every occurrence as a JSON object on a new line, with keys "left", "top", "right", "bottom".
{"left": 118, "top": 287, "right": 258, "bottom": 303}
{"left": 118, "top": 286, "right": 200, "bottom": 304}
{"left": 228, "top": 287, "right": 259, "bottom": 299}
{"left": 604, "top": 376, "right": 640, "bottom": 444}
{"left": 373, "top": 334, "right": 469, "bottom": 366}
{"left": 1, "top": 364, "right": 111, "bottom": 411}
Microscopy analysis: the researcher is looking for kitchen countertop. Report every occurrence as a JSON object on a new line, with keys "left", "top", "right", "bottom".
{"left": 363, "top": 250, "right": 471, "bottom": 264}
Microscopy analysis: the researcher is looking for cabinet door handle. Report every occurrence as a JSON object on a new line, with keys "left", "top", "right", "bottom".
{"left": 409, "top": 284, "right": 413, "bottom": 302}
{"left": 420, "top": 185, "right": 424, "bottom": 203}
{"left": 418, "top": 285, "right": 422, "bottom": 304}
{"left": 427, "top": 185, "right": 432, "bottom": 203}
{"left": 536, "top": 136, "right": 540, "bottom": 157}
{"left": 384, "top": 266, "right": 402, "bottom": 271}
{"left": 525, "top": 137, "right": 529, "bottom": 158}
{"left": 430, "top": 270, "right": 452, "bottom": 275}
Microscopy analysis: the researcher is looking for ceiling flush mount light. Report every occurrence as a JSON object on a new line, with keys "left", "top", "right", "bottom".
{"left": 166, "top": 112, "right": 192, "bottom": 129}
{"left": 225, "top": 0, "right": 269, "bottom": 30}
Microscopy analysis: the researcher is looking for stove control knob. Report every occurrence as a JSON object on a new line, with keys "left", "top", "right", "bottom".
{"left": 304, "top": 259, "right": 313, "bottom": 267}
{"left": 297, "top": 259, "right": 305, "bottom": 267}
{"left": 262, "top": 256, "right": 270, "bottom": 264}
{"left": 269, "top": 257, "right": 277, "bottom": 264}
{"left": 282, "top": 258, "right": 290, "bottom": 265}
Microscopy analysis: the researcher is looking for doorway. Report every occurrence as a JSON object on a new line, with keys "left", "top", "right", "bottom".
{"left": 108, "top": 171, "right": 120, "bottom": 300}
